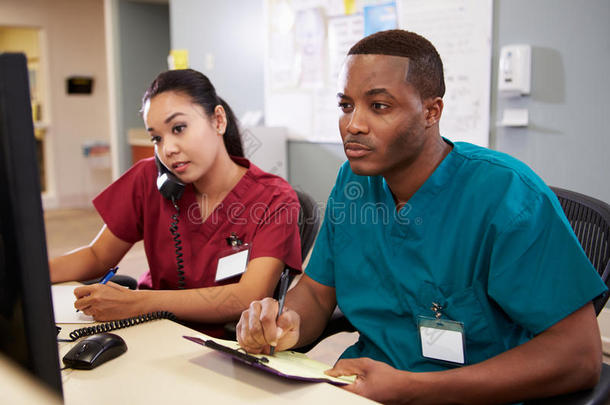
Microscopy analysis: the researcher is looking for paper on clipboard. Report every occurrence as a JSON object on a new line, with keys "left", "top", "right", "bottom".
{"left": 183, "top": 335, "right": 356, "bottom": 386}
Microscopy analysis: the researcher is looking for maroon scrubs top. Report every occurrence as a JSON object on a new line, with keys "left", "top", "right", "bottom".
{"left": 93, "top": 155, "right": 302, "bottom": 293}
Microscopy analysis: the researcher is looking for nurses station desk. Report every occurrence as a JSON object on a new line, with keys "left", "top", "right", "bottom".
{"left": 58, "top": 319, "right": 376, "bottom": 404}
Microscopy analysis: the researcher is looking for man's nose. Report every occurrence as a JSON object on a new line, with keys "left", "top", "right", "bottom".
{"left": 345, "top": 108, "right": 369, "bottom": 135}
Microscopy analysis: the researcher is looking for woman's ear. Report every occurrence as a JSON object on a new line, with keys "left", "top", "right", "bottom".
{"left": 213, "top": 105, "right": 227, "bottom": 135}
{"left": 424, "top": 97, "right": 444, "bottom": 128}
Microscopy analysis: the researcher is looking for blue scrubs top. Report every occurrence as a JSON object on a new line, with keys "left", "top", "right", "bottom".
{"left": 306, "top": 140, "right": 607, "bottom": 372}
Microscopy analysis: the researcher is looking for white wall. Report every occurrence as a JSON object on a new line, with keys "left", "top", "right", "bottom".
{"left": 116, "top": 0, "right": 169, "bottom": 173}
{"left": 0, "top": 0, "right": 111, "bottom": 208}
{"left": 491, "top": 0, "right": 610, "bottom": 204}
{"left": 169, "top": 0, "right": 265, "bottom": 118}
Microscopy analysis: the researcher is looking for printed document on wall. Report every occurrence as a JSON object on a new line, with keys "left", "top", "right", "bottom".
{"left": 397, "top": 0, "right": 493, "bottom": 147}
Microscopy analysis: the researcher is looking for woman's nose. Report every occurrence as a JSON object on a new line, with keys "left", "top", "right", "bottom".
{"left": 163, "top": 138, "right": 180, "bottom": 157}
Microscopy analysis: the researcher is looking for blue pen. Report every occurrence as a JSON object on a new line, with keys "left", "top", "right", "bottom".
{"left": 99, "top": 266, "right": 119, "bottom": 284}
{"left": 76, "top": 266, "right": 119, "bottom": 312}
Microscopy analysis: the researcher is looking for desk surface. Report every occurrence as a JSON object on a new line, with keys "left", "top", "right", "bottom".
{"left": 0, "top": 353, "right": 62, "bottom": 405}
{"left": 58, "top": 319, "right": 376, "bottom": 404}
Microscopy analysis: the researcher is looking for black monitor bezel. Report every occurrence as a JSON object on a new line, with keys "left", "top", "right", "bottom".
{"left": 0, "top": 52, "right": 63, "bottom": 397}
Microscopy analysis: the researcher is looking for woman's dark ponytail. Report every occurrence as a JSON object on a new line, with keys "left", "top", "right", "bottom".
{"left": 142, "top": 69, "right": 244, "bottom": 158}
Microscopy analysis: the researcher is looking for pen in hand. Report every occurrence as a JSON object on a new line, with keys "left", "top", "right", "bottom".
{"left": 76, "top": 266, "right": 119, "bottom": 312}
{"left": 270, "top": 267, "right": 291, "bottom": 355}
{"left": 99, "top": 266, "right": 119, "bottom": 285}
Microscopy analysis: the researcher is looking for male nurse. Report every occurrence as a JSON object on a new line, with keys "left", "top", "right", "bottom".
{"left": 237, "top": 30, "right": 607, "bottom": 404}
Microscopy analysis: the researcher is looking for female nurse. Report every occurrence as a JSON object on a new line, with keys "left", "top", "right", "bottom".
{"left": 49, "top": 69, "right": 302, "bottom": 335}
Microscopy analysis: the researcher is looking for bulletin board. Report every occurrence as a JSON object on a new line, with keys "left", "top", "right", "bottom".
{"left": 264, "top": 0, "right": 493, "bottom": 147}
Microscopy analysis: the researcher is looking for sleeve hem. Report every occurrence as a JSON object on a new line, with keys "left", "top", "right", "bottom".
{"left": 530, "top": 288, "right": 607, "bottom": 335}
{"left": 305, "top": 268, "right": 335, "bottom": 288}
{"left": 249, "top": 250, "right": 303, "bottom": 272}
{"left": 92, "top": 198, "right": 141, "bottom": 244}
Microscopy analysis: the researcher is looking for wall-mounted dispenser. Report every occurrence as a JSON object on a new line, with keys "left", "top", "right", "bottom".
{"left": 498, "top": 44, "right": 531, "bottom": 97}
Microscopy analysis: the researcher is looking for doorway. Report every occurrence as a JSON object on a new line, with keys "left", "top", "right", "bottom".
{"left": 0, "top": 26, "right": 47, "bottom": 192}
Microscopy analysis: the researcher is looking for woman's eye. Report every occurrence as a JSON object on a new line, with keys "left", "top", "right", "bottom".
{"left": 338, "top": 102, "right": 352, "bottom": 111}
{"left": 172, "top": 124, "right": 186, "bottom": 134}
{"left": 150, "top": 135, "right": 161, "bottom": 144}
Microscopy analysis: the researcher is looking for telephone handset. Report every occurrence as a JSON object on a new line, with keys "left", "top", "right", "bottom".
{"left": 154, "top": 152, "right": 187, "bottom": 289}
{"left": 155, "top": 153, "right": 185, "bottom": 202}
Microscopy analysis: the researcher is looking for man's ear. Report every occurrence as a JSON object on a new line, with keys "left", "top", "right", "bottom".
{"left": 213, "top": 104, "right": 227, "bottom": 135}
{"left": 424, "top": 97, "right": 443, "bottom": 128}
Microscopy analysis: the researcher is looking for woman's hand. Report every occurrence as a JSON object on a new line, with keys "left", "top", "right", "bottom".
{"left": 73, "top": 282, "right": 141, "bottom": 321}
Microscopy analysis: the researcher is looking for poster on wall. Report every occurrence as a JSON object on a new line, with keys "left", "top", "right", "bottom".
{"left": 327, "top": 14, "right": 364, "bottom": 88}
{"left": 265, "top": 0, "right": 493, "bottom": 146}
{"left": 267, "top": 0, "right": 300, "bottom": 90}
{"left": 363, "top": 2, "right": 398, "bottom": 36}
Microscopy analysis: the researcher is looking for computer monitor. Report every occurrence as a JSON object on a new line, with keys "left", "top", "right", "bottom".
{"left": 0, "top": 53, "right": 63, "bottom": 396}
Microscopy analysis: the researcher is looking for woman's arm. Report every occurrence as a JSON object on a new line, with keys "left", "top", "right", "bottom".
{"left": 49, "top": 225, "right": 133, "bottom": 283}
{"left": 74, "top": 256, "right": 285, "bottom": 322}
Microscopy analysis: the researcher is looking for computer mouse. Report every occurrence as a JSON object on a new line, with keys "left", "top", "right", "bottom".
{"left": 63, "top": 332, "right": 127, "bottom": 370}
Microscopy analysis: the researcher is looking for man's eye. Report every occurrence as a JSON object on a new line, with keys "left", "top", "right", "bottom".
{"left": 372, "top": 102, "right": 389, "bottom": 110}
{"left": 172, "top": 124, "right": 186, "bottom": 134}
{"left": 150, "top": 135, "right": 161, "bottom": 144}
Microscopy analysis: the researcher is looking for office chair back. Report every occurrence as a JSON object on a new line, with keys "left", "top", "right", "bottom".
{"left": 295, "top": 189, "right": 321, "bottom": 261}
{"left": 271, "top": 189, "right": 321, "bottom": 301}
{"left": 525, "top": 187, "right": 610, "bottom": 405}
{"left": 551, "top": 187, "right": 610, "bottom": 313}
{"left": 82, "top": 274, "right": 138, "bottom": 290}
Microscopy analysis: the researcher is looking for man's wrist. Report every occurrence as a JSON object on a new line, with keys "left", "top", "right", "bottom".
{"left": 398, "top": 370, "right": 444, "bottom": 405}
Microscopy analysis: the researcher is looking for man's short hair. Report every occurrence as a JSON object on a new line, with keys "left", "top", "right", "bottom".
{"left": 348, "top": 29, "right": 445, "bottom": 99}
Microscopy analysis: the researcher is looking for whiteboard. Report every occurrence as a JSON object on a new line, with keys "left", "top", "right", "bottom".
{"left": 397, "top": 0, "right": 493, "bottom": 147}
{"left": 264, "top": 0, "right": 493, "bottom": 147}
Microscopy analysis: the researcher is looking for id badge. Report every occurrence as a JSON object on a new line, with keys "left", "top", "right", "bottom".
{"left": 417, "top": 315, "right": 466, "bottom": 366}
{"left": 215, "top": 244, "right": 250, "bottom": 282}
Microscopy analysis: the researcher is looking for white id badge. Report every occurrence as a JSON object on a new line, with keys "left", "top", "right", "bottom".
{"left": 417, "top": 316, "right": 466, "bottom": 366}
{"left": 215, "top": 244, "right": 250, "bottom": 282}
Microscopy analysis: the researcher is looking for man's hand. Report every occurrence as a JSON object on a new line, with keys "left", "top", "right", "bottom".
{"left": 328, "top": 303, "right": 603, "bottom": 404}
{"left": 236, "top": 297, "right": 300, "bottom": 354}
{"left": 327, "top": 358, "right": 418, "bottom": 404}
{"left": 73, "top": 282, "right": 139, "bottom": 320}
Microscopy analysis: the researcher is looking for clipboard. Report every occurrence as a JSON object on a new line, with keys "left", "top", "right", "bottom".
{"left": 183, "top": 335, "right": 356, "bottom": 386}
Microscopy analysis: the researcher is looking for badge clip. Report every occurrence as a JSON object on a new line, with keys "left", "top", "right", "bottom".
{"left": 226, "top": 232, "right": 243, "bottom": 248}
{"left": 417, "top": 301, "right": 466, "bottom": 366}
{"left": 216, "top": 232, "right": 250, "bottom": 282}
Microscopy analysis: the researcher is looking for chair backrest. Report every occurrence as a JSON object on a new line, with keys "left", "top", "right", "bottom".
{"left": 270, "top": 190, "right": 320, "bottom": 301}
{"left": 295, "top": 189, "right": 321, "bottom": 261}
{"left": 551, "top": 187, "right": 610, "bottom": 314}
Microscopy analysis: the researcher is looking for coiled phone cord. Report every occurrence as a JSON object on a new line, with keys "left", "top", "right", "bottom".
{"left": 67, "top": 311, "right": 177, "bottom": 341}
{"left": 170, "top": 197, "right": 186, "bottom": 289}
